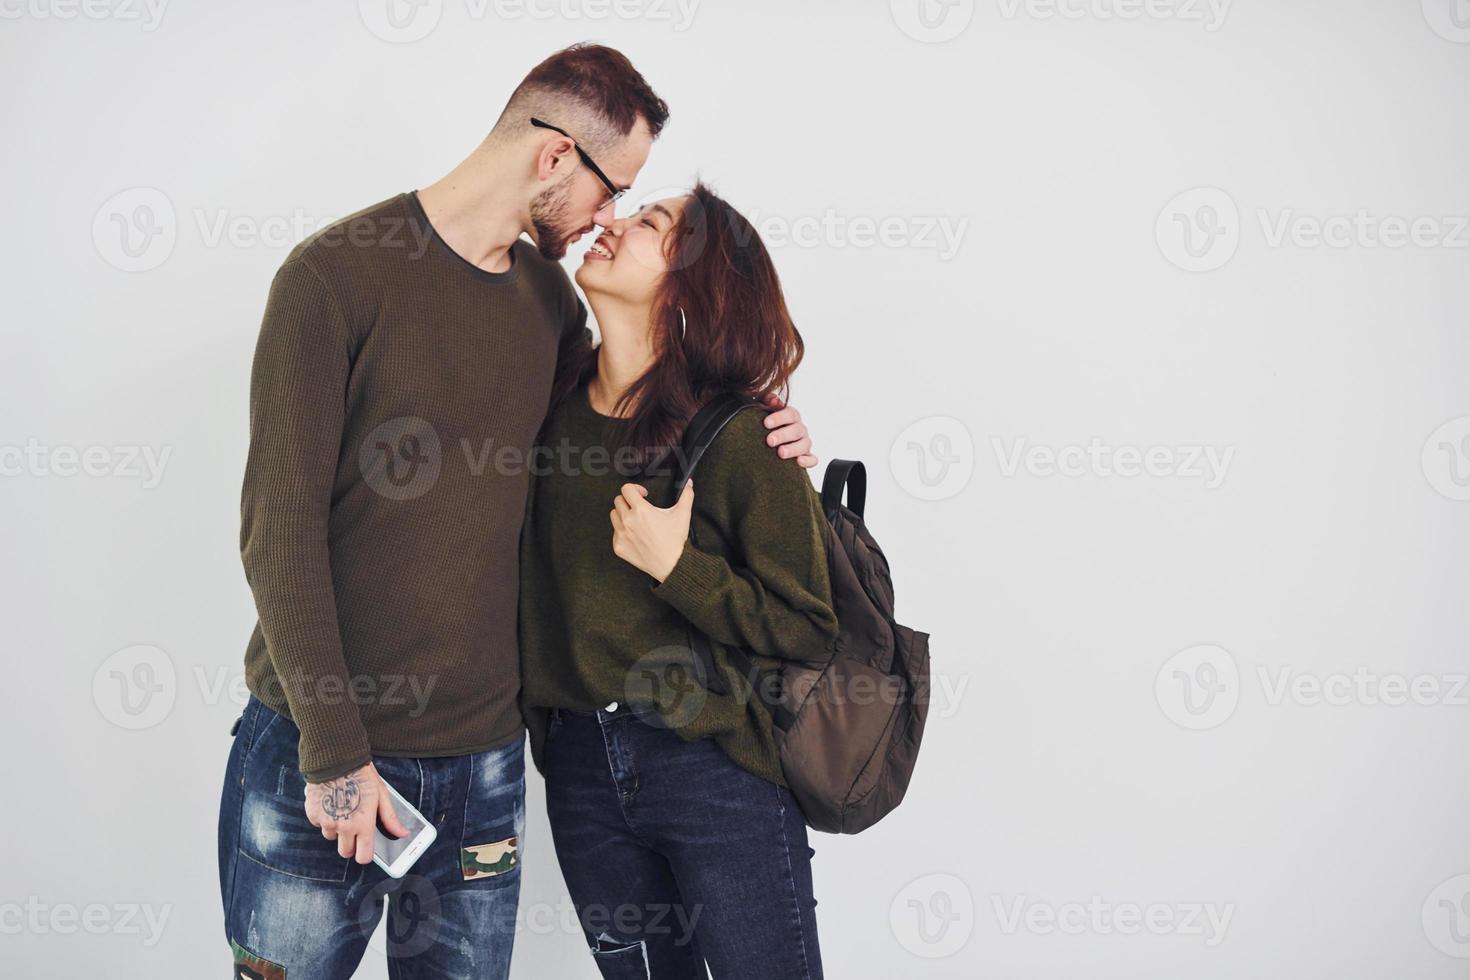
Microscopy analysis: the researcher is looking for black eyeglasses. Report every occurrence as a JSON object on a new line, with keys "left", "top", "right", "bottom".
{"left": 530, "top": 117, "right": 625, "bottom": 207}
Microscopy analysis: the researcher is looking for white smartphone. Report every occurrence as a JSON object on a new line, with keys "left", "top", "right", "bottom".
{"left": 372, "top": 778, "right": 437, "bottom": 879}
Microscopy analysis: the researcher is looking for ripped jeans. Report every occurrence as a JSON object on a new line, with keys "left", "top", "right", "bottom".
{"left": 217, "top": 696, "right": 525, "bottom": 980}
{"left": 543, "top": 703, "right": 823, "bottom": 980}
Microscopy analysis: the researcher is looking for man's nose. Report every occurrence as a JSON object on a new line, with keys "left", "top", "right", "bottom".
{"left": 594, "top": 199, "right": 618, "bottom": 227}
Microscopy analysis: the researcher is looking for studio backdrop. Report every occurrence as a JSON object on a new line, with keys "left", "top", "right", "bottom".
{"left": 4, "top": 1, "right": 1469, "bottom": 977}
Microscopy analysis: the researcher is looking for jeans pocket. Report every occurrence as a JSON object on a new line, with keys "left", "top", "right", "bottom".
{"left": 589, "top": 938, "right": 654, "bottom": 978}
{"left": 236, "top": 710, "right": 351, "bottom": 883}
{"left": 459, "top": 739, "right": 525, "bottom": 884}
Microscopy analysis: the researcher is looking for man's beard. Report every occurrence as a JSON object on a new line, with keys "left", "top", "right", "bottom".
{"left": 529, "top": 177, "right": 580, "bottom": 261}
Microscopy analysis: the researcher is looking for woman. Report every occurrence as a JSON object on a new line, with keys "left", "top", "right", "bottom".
{"left": 519, "top": 182, "right": 838, "bottom": 979}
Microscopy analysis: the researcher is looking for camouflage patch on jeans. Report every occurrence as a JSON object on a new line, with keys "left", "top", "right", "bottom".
{"left": 231, "top": 938, "right": 286, "bottom": 980}
{"left": 461, "top": 837, "right": 518, "bottom": 880}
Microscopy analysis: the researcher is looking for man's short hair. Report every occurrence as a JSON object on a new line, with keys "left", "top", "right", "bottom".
{"left": 495, "top": 43, "right": 669, "bottom": 153}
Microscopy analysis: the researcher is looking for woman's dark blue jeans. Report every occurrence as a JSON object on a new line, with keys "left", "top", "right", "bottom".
{"left": 542, "top": 702, "right": 823, "bottom": 980}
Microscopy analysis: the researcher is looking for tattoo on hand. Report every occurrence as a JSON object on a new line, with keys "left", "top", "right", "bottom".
{"left": 321, "top": 774, "right": 361, "bottom": 820}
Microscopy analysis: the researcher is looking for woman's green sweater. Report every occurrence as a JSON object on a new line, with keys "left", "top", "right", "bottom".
{"left": 518, "top": 385, "right": 838, "bottom": 784}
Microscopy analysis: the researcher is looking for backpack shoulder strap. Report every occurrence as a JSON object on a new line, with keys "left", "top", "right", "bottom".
{"left": 674, "top": 392, "right": 760, "bottom": 493}
{"left": 821, "top": 459, "right": 867, "bottom": 519}
{"left": 668, "top": 391, "right": 759, "bottom": 700}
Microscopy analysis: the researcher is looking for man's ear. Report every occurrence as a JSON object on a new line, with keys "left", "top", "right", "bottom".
{"left": 536, "top": 136, "right": 575, "bottom": 183}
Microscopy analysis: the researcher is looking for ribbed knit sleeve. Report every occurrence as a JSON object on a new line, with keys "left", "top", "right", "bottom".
{"left": 650, "top": 412, "right": 838, "bottom": 665}
{"left": 240, "top": 256, "right": 371, "bottom": 782}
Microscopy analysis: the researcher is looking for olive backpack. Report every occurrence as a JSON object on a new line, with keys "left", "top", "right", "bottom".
{"left": 668, "top": 393, "right": 932, "bottom": 834}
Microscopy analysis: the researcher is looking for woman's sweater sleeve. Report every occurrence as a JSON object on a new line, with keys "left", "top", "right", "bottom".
{"left": 650, "top": 411, "right": 839, "bottom": 663}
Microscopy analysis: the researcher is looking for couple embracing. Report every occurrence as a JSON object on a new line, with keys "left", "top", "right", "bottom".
{"left": 221, "top": 43, "right": 836, "bottom": 980}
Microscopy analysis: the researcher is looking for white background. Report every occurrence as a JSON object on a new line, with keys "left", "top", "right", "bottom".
{"left": 4, "top": 0, "right": 1470, "bottom": 977}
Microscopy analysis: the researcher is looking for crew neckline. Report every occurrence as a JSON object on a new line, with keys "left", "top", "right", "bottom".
{"left": 578, "top": 382, "right": 634, "bottom": 423}
{"left": 406, "top": 190, "right": 520, "bottom": 285}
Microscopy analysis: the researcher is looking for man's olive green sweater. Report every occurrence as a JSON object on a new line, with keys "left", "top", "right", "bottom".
{"left": 519, "top": 384, "right": 839, "bottom": 784}
{"left": 240, "top": 191, "right": 587, "bottom": 782}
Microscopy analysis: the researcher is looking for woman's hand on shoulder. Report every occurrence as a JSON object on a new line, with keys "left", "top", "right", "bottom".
{"left": 610, "top": 481, "right": 694, "bottom": 582}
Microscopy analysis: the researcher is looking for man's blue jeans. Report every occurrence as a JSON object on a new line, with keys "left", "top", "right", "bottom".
{"left": 543, "top": 703, "right": 824, "bottom": 979}
{"left": 218, "top": 695, "right": 524, "bottom": 980}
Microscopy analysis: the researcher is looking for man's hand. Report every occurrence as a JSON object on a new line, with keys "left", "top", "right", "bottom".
{"left": 305, "top": 761, "right": 408, "bottom": 865}
{"left": 761, "top": 394, "right": 817, "bottom": 469}
{"left": 611, "top": 482, "right": 693, "bottom": 582}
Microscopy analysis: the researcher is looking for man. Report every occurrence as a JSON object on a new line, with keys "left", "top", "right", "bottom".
{"left": 218, "top": 44, "right": 816, "bottom": 980}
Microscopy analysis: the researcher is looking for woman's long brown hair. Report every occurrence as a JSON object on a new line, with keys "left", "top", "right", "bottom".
{"left": 551, "top": 181, "right": 805, "bottom": 464}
